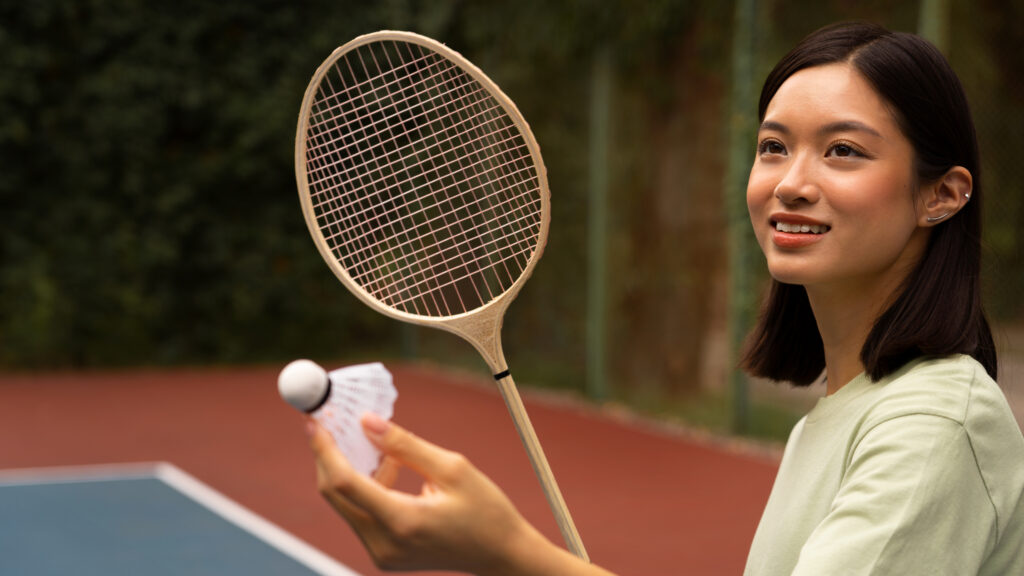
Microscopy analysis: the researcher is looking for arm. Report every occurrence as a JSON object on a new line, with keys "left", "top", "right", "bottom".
{"left": 792, "top": 415, "right": 996, "bottom": 575}
{"left": 308, "top": 414, "right": 617, "bottom": 576}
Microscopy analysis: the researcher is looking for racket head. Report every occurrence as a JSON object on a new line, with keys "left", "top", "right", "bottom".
{"left": 294, "top": 30, "right": 550, "bottom": 327}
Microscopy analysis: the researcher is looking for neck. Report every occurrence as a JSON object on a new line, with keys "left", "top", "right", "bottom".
{"left": 803, "top": 228, "right": 929, "bottom": 395}
{"left": 806, "top": 274, "right": 905, "bottom": 395}
{"left": 807, "top": 292, "right": 871, "bottom": 395}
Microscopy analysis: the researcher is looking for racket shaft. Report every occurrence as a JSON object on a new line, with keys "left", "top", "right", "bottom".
{"left": 495, "top": 375, "right": 589, "bottom": 561}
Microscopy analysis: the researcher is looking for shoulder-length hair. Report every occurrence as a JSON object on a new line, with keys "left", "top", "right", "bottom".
{"left": 741, "top": 21, "right": 997, "bottom": 385}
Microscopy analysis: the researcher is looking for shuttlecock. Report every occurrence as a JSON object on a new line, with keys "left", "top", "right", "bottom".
{"left": 278, "top": 359, "right": 398, "bottom": 476}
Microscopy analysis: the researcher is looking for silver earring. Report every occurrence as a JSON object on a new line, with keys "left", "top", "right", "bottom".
{"left": 964, "top": 193, "right": 971, "bottom": 200}
{"left": 927, "top": 211, "right": 952, "bottom": 223}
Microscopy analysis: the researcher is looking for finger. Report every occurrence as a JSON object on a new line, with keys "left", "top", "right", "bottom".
{"left": 308, "top": 419, "right": 399, "bottom": 522}
{"left": 316, "top": 479, "right": 397, "bottom": 561}
{"left": 317, "top": 459, "right": 369, "bottom": 520}
{"left": 361, "top": 413, "right": 468, "bottom": 486}
{"left": 373, "top": 455, "right": 401, "bottom": 488}
{"left": 313, "top": 452, "right": 403, "bottom": 546}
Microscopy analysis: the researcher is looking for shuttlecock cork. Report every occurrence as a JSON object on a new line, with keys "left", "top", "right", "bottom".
{"left": 278, "top": 359, "right": 398, "bottom": 476}
{"left": 278, "top": 359, "right": 331, "bottom": 412}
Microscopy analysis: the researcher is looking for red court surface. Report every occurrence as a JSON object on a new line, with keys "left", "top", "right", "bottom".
{"left": 0, "top": 363, "right": 780, "bottom": 575}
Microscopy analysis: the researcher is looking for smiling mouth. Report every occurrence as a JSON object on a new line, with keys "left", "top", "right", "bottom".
{"left": 774, "top": 221, "right": 830, "bottom": 234}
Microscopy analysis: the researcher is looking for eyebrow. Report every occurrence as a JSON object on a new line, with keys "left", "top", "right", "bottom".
{"left": 759, "top": 120, "right": 883, "bottom": 139}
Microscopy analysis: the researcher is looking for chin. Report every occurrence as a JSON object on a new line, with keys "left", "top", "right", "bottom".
{"left": 765, "top": 265, "right": 815, "bottom": 287}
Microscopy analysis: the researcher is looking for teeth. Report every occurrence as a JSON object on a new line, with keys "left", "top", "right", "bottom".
{"left": 775, "top": 222, "right": 829, "bottom": 234}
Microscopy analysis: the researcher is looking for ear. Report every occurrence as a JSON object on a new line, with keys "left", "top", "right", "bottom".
{"left": 919, "top": 166, "right": 972, "bottom": 226}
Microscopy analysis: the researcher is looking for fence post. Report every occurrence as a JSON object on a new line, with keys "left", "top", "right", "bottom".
{"left": 918, "top": 0, "right": 951, "bottom": 52}
{"left": 587, "top": 46, "right": 612, "bottom": 401}
{"left": 727, "top": 0, "right": 758, "bottom": 433}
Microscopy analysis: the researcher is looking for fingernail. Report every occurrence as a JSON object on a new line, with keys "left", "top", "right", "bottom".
{"left": 305, "top": 418, "right": 317, "bottom": 437}
{"left": 362, "top": 412, "right": 391, "bottom": 436}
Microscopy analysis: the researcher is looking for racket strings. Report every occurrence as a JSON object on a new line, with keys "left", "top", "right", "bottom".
{"left": 385, "top": 212, "right": 542, "bottom": 309}
{"left": 309, "top": 47, "right": 465, "bottom": 316}
{"left": 305, "top": 49, "right": 437, "bottom": 134}
{"left": 432, "top": 52, "right": 537, "bottom": 301}
{"left": 307, "top": 95, "right": 530, "bottom": 293}
{"left": 335, "top": 163, "right": 537, "bottom": 288}
{"left": 305, "top": 39, "right": 542, "bottom": 317}
{"left": 306, "top": 94, "right": 503, "bottom": 200}
{"left": 354, "top": 42, "right": 465, "bottom": 316}
{"left": 321, "top": 136, "right": 534, "bottom": 269}
{"left": 305, "top": 58, "right": 490, "bottom": 181}
{"left": 361, "top": 45, "right": 538, "bottom": 312}
{"left": 349, "top": 187, "right": 541, "bottom": 303}
{"left": 338, "top": 44, "right": 496, "bottom": 314}
{"left": 397, "top": 42, "right": 541, "bottom": 309}
{"left": 307, "top": 56, "right": 520, "bottom": 236}
{"left": 314, "top": 128, "right": 528, "bottom": 245}
{"left": 305, "top": 72, "right": 435, "bottom": 313}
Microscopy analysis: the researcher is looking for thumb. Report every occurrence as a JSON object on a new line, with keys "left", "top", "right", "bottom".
{"left": 308, "top": 417, "right": 346, "bottom": 467}
{"left": 361, "top": 413, "right": 466, "bottom": 486}
{"left": 307, "top": 417, "right": 396, "bottom": 521}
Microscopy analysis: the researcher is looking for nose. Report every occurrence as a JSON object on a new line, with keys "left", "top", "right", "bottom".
{"left": 773, "top": 155, "right": 820, "bottom": 205}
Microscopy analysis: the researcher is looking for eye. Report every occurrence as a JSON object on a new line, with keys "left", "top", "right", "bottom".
{"left": 757, "top": 139, "right": 786, "bottom": 156}
{"left": 826, "top": 142, "right": 865, "bottom": 158}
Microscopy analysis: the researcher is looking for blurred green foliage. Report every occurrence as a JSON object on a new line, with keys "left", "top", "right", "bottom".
{"left": 0, "top": 1, "right": 398, "bottom": 366}
{"left": 1, "top": 1, "right": 1021, "bottom": 404}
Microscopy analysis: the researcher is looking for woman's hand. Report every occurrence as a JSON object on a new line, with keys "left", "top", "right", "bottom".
{"left": 308, "top": 413, "right": 551, "bottom": 574}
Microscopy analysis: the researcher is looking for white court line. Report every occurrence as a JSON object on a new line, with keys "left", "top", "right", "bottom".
{"left": 153, "top": 463, "right": 362, "bottom": 576}
{"left": 0, "top": 462, "right": 362, "bottom": 576}
{"left": 0, "top": 462, "right": 161, "bottom": 486}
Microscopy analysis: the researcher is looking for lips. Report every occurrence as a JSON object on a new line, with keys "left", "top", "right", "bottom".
{"left": 775, "top": 221, "right": 829, "bottom": 234}
{"left": 769, "top": 214, "right": 830, "bottom": 248}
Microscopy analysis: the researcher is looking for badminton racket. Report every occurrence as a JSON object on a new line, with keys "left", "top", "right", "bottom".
{"left": 293, "top": 30, "right": 587, "bottom": 560}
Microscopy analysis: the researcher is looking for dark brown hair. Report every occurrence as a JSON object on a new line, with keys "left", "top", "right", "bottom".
{"left": 742, "top": 21, "right": 997, "bottom": 385}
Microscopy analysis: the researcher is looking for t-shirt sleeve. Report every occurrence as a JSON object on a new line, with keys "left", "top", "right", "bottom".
{"left": 791, "top": 414, "right": 997, "bottom": 575}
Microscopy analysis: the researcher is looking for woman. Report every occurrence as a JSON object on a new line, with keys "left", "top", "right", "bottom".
{"left": 305, "top": 22, "right": 1024, "bottom": 575}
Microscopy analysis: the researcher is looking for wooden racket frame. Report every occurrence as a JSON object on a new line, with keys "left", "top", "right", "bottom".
{"left": 294, "top": 30, "right": 587, "bottom": 561}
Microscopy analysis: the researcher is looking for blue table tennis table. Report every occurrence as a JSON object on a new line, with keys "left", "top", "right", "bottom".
{"left": 0, "top": 463, "right": 362, "bottom": 576}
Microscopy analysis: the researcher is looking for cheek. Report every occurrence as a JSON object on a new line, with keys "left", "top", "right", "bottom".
{"left": 746, "top": 170, "right": 774, "bottom": 242}
{"left": 829, "top": 177, "right": 921, "bottom": 263}
{"left": 832, "top": 173, "right": 915, "bottom": 226}
{"left": 745, "top": 169, "right": 771, "bottom": 216}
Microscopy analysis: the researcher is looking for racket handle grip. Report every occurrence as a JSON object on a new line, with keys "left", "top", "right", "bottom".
{"left": 495, "top": 374, "right": 589, "bottom": 562}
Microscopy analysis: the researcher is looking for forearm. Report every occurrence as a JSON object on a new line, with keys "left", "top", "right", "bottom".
{"left": 488, "top": 522, "right": 618, "bottom": 576}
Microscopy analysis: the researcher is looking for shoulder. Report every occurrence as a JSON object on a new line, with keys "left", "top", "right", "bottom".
{"left": 856, "top": 355, "right": 1024, "bottom": 537}
{"left": 861, "top": 354, "right": 1011, "bottom": 428}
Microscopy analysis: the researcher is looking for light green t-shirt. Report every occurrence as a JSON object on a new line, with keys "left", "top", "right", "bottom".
{"left": 744, "top": 355, "right": 1024, "bottom": 575}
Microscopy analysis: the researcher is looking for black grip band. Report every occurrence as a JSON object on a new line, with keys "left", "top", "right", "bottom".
{"left": 493, "top": 369, "right": 510, "bottom": 381}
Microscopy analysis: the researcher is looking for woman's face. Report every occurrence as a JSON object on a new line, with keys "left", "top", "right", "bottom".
{"left": 746, "top": 62, "right": 930, "bottom": 293}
